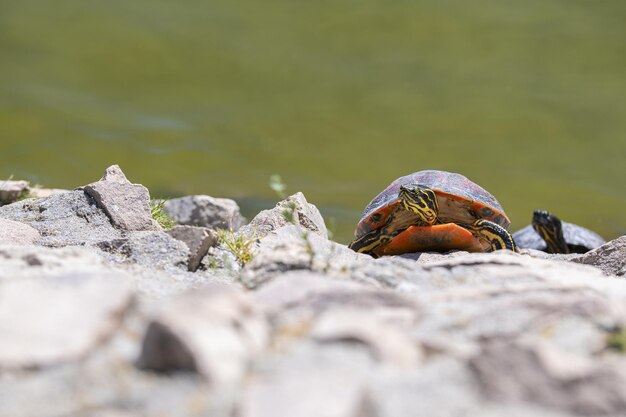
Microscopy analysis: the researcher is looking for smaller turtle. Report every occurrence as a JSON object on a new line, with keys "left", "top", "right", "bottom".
{"left": 512, "top": 209, "right": 605, "bottom": 254}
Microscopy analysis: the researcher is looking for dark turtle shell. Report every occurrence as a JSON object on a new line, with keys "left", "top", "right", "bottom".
{"left": 354, "top": 170, "right": 511, "bottom": 239}
{"left": 512, "top": 222, "right": 605, "bottom": 253}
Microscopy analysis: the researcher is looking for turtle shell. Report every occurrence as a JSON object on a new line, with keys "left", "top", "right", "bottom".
{"left": 354, "top": 170, "right": 511, "bottom": 239}
{"left": 512, "top": 222, "right": 605, "bottom": 253}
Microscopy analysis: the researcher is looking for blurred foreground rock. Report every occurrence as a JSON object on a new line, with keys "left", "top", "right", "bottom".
{"left": 0, "top": 165, "right": 625, "bottom": 417}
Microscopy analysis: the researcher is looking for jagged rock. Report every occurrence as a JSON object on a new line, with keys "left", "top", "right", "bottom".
{"left": 166, "top": 225, "right": 218, "bottom": 272}
{"left": 199, "top": 245, "right": 242, "bottom": 277}
{"left": 240, "top": 225, "right": 361, "bottom": 288}
{"left": 137, "top": 284, "right": 269, "bottom": 385}
{"left": 82, "top": 165, "right": 159, "bottom": 231}
{"left": 237, "top": 343, "right": 375, "bottom": 417}
{"left": 164, "top": 195, "right": 246, "bottom": 230}
{"left": 0, "top": 180, "right": 29, "bottom": 204}
{"left": 0, "top": 271, "right": 133, "bottom": 369}
{"left": 469, "top": 340, "right": 626, "bottom": 415}
{"left": 0, "top": 218, "right": 41, "bottom": 245}
{"left": 0, "top": 190, "right": 122, "bottom": 246}
{"left": 572, "top": 236, "right": 626, "bottom": 277}
{"left": 98, "top": 231, "right": 189, "bottom": 270}
{"left": 238, "top": 192, "right": 327, "bottom": 240}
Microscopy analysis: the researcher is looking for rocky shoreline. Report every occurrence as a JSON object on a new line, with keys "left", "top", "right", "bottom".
{"left": 1, "top": 165, "right": 625, "bottom": 417}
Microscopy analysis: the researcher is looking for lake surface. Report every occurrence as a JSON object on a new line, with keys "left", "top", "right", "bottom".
{"left": 1, "top": 0, "right": 625, "bottom": 243}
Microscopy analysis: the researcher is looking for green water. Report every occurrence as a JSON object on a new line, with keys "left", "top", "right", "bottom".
{"left": 1, "top": 0, "right": 625, "bottom": 243}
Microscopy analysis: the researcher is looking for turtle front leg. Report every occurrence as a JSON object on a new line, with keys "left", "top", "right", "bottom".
{"left": 348, "top": 222, "right": 402, "bottom": 257}
{"left": 467, "top": 219, "right": 518, "bottom": 252}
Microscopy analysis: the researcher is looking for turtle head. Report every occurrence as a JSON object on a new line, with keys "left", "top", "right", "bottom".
{"left": 399, "top": 184, "right": 438, "bottom": 225}
{"left": 532, "top": 209, "right": 569, "bottom": 254}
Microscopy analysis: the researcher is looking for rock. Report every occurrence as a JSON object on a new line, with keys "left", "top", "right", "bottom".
{"left": 166, "top": 225, "right": 218, "bottom": 272}
{"left": 255, "top": 271, "right": 418, "bottom": 323}
{"left": 469, "top": 340, "right": 626, "bottom": 415}
{"left": 0, "top": 244, "right": 111, "bottom": 283}
{"left": 0, "top": 180, "right": 29, "bottom": 204}
{"left": 164, "top": 195, "right": 246, "bottom": 230}
{"left": 254, "top": 272, "right": 420, "bottom": 364}
{"left": 572, "top": 236, "right": 626, "bottom": 277}
{"left": 237, "top": 343, "right": 375, "bottom": 417}
{"left": 137, "top": 284, "right": 269, "bottom": 385}
{"left": 311, "top": 309, "right": 422, "bottom": 367}
{"left": 97, "top": 231, "right": 189, "bottom": 271}
{"left": 0, "top": 190, "right": 122, "bottom": 247}
{"left": 82, "top": 165, "right": 159, "bottom": 231}
{"left": 200, "top": 244, "right": 242, "bottom": 276}
{"left": 28, "top": 187, "right": 69, "bottom": 199}
{"left": 0, "top": 218, "right": 41, "bottom": 245}
{"left": 238, "top": 192, "right": 327, "bottom": 240}
{"left": 0, "top": 271, "right": 133, "bottom": 369}
{"left": 240, "top": 225, "right": 361, "bottom": 288}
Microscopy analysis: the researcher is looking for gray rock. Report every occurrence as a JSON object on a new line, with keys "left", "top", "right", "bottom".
{"left": 311, "top": 309, "right": 422, "bottom": 367}
{"left": 83, "top": 165, "right": 160, "bottom": 231}
{"left": 240, "top": 225, "right": 361, "bottom": 288}
{"left": 255, "top": 272, "right": 420, "bottom": 365}
{"left": 98, "top": 231, "right": 189, "bottom": 271}
{"left": 137, "top": 284, "right": 269, "bottom": 385}
{"left": 469, "top": 340, "right": 626, "bottom": 416}
{"left": 368, "top": 357, "right": 574, "bottom": 417}
{"left": 200, "top": 244, "right": 242, "bottom": 275}
{"left": 164, "top": 195, "right": 246, "bottom": 230}
{"left": 0, "top": 190, "right": 122, "bottom": 246}
{"left": 0, "top": 179, "right": 29, "bottom": 204}
{"left": 0, "top": 218, "right": 41, "bottom": 245}
{"left": 0, "top": 271, "right": 133, "bottom": 369}
{"left": 238, "top": 192, "right": 327, "bottom": 240}
{"left": 572, "top": 236, "right": 626, "bottom": 277}
{"left": 0, "top": 244, "right": 111, "bottom": 283}
{"left": 237, "top": 343, "right": 375, "bottom": 417}
{"left": 255, "top": 271, "right": 418, "bottom": 322}
{"left": 166, "top": 225, "right": 218, "bottom": 272}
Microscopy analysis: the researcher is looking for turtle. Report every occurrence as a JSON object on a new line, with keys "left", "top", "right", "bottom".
{"left": 512, "top": 209, "right": 605, "bottom": 254}
{"left": 348, "top": 170, "right": 517, "bottom": 257}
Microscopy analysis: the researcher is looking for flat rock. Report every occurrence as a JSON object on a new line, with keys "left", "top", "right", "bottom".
{"left": 0, "top": 244, "right": 110, "bottom": 283}
{"left": 83, "top": 165, "right": 159, "bottom": 231}
{"left": 469, "top": 340, "right": 626, "bottom": 415}
{"left": 0, "top": 190, "right": 122, "bottom": 247}
{"left": 237, "top": 343, "right": 374, "bottom": 417}
{"left": 0, "top": 218, "right": 40, "bottom": 245}
{"left": 0, "top": 180, "right": 29, "bottom": 204}
{"left": 28, "top": 187, "right": 69, "bottom": 198}
{"left": 238, "top": 192, "right": 327, "bottom": 240}
{"left": 255, "top": 272, "right": 420, "bottom": 365}
{"left": 164, "top": 195, "right": 246, "bottom": 230}
{"left": 166, "top": 225, "right": 217, "bottom": 272}
{"left": 137, "top": 284, "right": 269, "bottom": 385}
{"left": 0, "top": 271, "right": 133, "bottom": 369}
{"left": 572, "top": 236, "right": 626, "bottom": 277}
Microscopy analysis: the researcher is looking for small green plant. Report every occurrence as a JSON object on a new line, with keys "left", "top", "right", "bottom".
{"left": 606, "top": 328, "right": 626, "bottom": 352}
{"left": 216, "top": 229, "right": 256, "bottom": 266}
{"left": 150, "top": 199, "right": 176, "bottom": 229}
